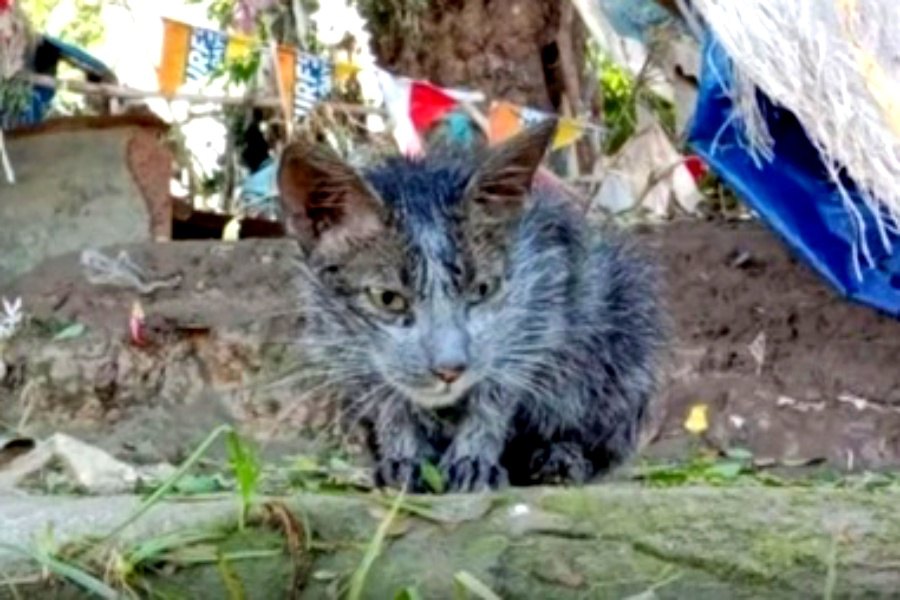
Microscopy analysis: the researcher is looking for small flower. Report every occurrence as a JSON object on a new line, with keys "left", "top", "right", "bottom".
{"left": 0, "top": 296, "right": 23, "bottom": 340}
{"left": 684, "top": 404, "right": 709, "bottom": 435}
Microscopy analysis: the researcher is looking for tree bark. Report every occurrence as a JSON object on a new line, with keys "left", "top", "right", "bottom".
{"left": 358, "top": 0, "right": 586, "bottom": 112}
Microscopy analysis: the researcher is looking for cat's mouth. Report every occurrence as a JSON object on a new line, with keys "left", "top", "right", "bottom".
{"left": 394, "top": 377, "right": 474, "bottom": 410}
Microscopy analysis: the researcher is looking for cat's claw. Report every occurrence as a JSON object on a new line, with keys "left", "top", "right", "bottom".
{"left": 444, "top": 456, "right": 508, "bottom": 492}
{"left": 374, "top": 457, "right": 420, "bottom": 491}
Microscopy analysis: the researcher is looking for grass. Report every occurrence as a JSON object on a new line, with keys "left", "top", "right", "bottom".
{"left": 6, "top": 422, "right": 899, "bottom": 598}
{"left": 346, "top": 489, "right": 406, "bottom": 600}
{"left": 226, "top": 430, "right": 262, "bottom": 531}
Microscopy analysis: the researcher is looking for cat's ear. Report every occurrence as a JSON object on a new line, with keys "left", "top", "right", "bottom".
{"left": 465, "top": 118, "right": 557, "bottom": 217}
{"left": 278, "top": 140, "right": 384, "bottom": 254}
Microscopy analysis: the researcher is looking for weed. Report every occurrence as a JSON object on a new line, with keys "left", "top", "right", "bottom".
{"left": 347, "top": 490, "right": 406, "bottom": 600}
{"left": 226, "top": 431, "right": 262, "bottom": 531}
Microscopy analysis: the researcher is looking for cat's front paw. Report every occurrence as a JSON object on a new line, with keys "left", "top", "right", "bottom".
{"left": 374, "top": 457, "right": 420, "bottom": 491}
{"left": 443, "top": 456, "right": 508, "bottom": 492}
{"left": 530, "top": 443, "right": 592, "bottom": 485}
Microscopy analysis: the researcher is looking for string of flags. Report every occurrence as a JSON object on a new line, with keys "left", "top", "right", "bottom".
{"left": 156, "top": 16, "right": 599, "bottom": 152}
{"left": 158, "top": 17, "right": 348, "bottom": 121}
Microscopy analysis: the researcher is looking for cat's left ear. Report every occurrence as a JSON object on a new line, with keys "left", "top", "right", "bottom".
{"left": 464, "top": 118, "right": 557, "bottom": 217}
{"left": 277, "top": 140, "right": 385, "bottom": 255}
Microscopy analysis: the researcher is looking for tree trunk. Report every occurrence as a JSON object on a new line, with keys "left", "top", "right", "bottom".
{"left": 359, "top": 0, "right": 586, "bottom": 113}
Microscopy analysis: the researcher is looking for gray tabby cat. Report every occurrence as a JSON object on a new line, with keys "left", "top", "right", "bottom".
{"left": 278, "top": 120, "right": 666, "bottom": 492}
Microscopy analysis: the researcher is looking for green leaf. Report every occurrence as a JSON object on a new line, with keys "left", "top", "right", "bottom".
{"left": 453, "top": 571, "right": 501, "bottom": 600}
{"left": 420, "top": 459, "right": 444, "bottom": 494}
{"left": 53, "top": 323, "right": 86, "bottom": 341}
{"left": 395, "top": 587, "right": 424, "bottom": 600}
{"left": 725, "top": 447, "right": 754, "bottom": 462}
{"left": 347, "top": 491, "right": 405, "bottom": 600}
{"left": 173, "top": 474, "right": 228, "bottom": 495}
{"left": 706, "top": 461, "right": 743, "bottom": 480}
{"left": 226, "top": 431, "right": 262, "bottom": 529}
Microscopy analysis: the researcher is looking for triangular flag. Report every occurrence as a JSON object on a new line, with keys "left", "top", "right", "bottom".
{"left": 408, "top": 80, "right": 458, "bottom": 133}
{"left": 552, "top": 117, "right": 585, "bottom": 150}
{"left": 333, "top": 59, "right": 361, "bottom": 84}
{"left": 378, "top": 69, "right": 485, "bottom": 156}
{"left": 376, "top": 69, "right": 424, "bottom": 156}
{"left": 488, "top": 101, "right": 525, "bottom": 144}
{"left": 226, "top": 34, "right": 253, "bottom": 62}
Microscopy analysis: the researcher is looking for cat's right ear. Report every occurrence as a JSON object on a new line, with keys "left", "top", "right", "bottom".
{"left": 278, "top": 141, "right": 385, "bottom": 254}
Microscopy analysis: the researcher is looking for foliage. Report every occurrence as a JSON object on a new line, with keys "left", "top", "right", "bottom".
{"left": 591, "top": 48, "right": 676, "bottom": 155}
{"left": 21, "top": 0, "right": 104, "bottom": 49}
{"left": 226, "top": 430, "right": 263, "bottom": 531}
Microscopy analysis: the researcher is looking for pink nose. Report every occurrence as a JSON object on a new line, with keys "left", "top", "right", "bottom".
{"left": 433, "top": 366, "right": 464, "bottom": 384}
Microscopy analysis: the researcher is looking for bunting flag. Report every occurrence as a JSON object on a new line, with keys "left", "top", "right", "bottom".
{"left": 158, "top": 19, "right": 191, "bottom": 96}
{"left": 184, "top": 26, "right": 228, "bottom": 83}
{"left": 292, "top": 53, "right": 333, "bottom": 118}
{"left": 154, "top": 18, "right": 603, "bottom": 149}
{"left": 488, "top": 101, "right": 587, "bottom": 150}
{"left": 377, "top": 68, "right": 484, "bottom": 156}
{"left": 158, "top": 18, "right": 255, "bottom": 95}
{"left": 158, "top": 17, "right": 339, "bottom": 119}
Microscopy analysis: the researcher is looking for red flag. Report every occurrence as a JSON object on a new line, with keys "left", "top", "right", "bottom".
{"left": 408, "top": 81, "right": 458, "bottom": 133}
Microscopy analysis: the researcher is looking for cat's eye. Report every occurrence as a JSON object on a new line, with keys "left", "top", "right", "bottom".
{"left": 365, "top": 287, "right": 410, "bottom": 314}
{"left": 469, "top": 276, "right": 501, "bottom": 304}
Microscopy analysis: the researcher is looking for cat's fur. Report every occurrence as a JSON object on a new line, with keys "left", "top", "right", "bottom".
{"left": 278, "top": 121, "right": 667, "bottom": 492}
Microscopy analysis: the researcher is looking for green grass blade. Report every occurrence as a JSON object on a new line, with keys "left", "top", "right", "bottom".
{"left": 453, "top": 571, "right": 501, "bottom": 600}
{"left": 346, "top": 491, "right": 406, "bottom": 600}
{"left": 102, "top": 425, "right": 233, "bottom": 543}
{"left": 0, "top": 543, "right": 121, "bottom": 599}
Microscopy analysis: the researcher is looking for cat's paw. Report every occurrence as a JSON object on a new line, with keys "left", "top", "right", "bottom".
{"left": 443, "top": 456, "right": 508, "bottom": 492}
{"left": 374, "top": 457, "right": 420, "bottom": 491}
{"left": 530, "top": 443, "right": 592, "bottom": 485}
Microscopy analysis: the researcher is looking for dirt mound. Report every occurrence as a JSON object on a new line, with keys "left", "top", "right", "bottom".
{"left": 3, "top": 220, "right": 900, "bottom": 469}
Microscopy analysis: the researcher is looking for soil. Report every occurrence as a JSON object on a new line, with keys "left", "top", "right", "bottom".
{"left": 3, "top": 219, "right": 900, "bottom": 471}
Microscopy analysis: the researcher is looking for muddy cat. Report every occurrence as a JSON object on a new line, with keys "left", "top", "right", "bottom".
{"left": 276, "top": 121, "right": 667, "bottom": 492}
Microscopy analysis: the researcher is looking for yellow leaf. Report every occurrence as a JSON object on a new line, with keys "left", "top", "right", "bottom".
{"left": 222, "top": 217, "right": 242, "bottom": 241}
{"left": 684, "top": 404, "right": 709, "bottom": 435}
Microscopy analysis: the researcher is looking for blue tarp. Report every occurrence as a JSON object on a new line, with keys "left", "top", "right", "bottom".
{"left": 688, "top": 37, "right": 900, "bottom": 317}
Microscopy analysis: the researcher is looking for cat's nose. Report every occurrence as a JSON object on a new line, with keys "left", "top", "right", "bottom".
{"left": 432, "top": 365, "right": 466, "bottom": 384}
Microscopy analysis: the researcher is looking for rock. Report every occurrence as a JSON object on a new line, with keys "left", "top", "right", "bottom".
{"left": 0, "top": 433, "right": 174, "bottom": 494}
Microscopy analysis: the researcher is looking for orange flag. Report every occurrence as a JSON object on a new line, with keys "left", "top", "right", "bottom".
{"left": 157, "top": 18, "right": 191, "bottom": 97}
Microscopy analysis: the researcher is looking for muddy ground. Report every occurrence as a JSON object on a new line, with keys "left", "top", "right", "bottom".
{"left": 3, "top": 218, "right": 900, "bottom": 471}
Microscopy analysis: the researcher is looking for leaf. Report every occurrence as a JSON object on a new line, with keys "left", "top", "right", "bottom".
{"left": 52, "top": 323, "right": 86, "bottom": 341}
{"left": 218, "top": 552, "right": 246, "bottom": 600}
{"left": 706, "top": 461, "right": 743, "bottom": 480}
{"left": 0, "top": 543, "right": 119, "bottom": 599}
{"left": 395, "top": 587, "right": 424, "bottom": 600}
{"left": 453, "top": 571, "right": 502, "bottom": 600}
{"left": 725, "top": 447, "right": 754, "bottom": 462}
{"left": 420, "top": 459, "right": 445, "bottom": 494}
{"left": 347, "top": 491, "right": 405, "bottom": 600}
{"left": 683, "top": 404, "right": 709, "bottom": 435}
{"left": 172, "top": 475, "right": 228, "bottom": 495}
{"left": 227, "top": 431, "right": 262, "bottom": 528}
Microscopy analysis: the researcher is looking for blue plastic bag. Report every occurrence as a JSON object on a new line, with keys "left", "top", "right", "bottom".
{"left": 688, "top": 36, "right": 900, "bottom": 317}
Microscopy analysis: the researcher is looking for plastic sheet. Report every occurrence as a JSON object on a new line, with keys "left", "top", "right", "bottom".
{"left": 688, "top": 37, "right": 900, "bottom": 317}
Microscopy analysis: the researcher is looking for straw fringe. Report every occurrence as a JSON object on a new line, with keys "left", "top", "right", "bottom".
{"left": 693, "top": 0, "right": 900, "bottom": 273}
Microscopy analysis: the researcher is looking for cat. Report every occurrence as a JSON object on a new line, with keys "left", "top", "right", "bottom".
{"left": 277, "top": 120, "right": 667, "bottom": 492}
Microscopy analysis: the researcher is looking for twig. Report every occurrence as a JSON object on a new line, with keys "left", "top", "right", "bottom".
{"left": 634, "top": 157, "right": 690, "bottom": 206}
{"left": 80, "top": 249, "right": 182, "bottom": 295}
{"left": 0, "top": 130, "right": 14, "bottom": 184}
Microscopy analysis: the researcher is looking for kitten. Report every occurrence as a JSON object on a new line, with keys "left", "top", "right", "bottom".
{"left": 277, "top": 121, "right": 667, "bottom": 492}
